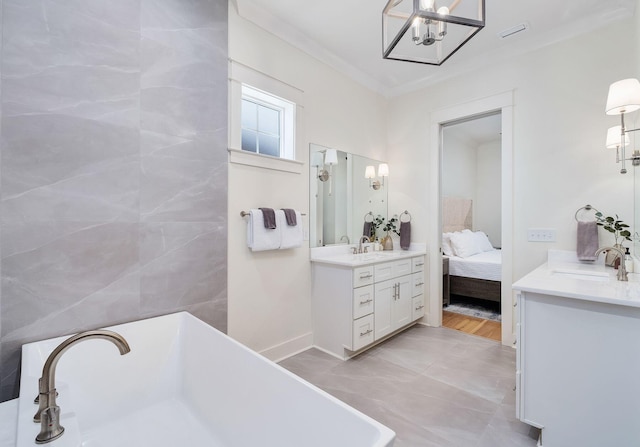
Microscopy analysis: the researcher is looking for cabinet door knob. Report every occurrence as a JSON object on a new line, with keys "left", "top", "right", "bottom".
{"left": 359, "top": 273, "right": 372, "bottom": 279}
{"left": 360, "top": 329, "right": 373, "bottom": 337}
{"left": 359, "top": 298, "right": 373, "bottom": 305}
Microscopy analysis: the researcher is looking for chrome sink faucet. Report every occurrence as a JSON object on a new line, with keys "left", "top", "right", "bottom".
{"left": 33, "top": 330, "right": 131, "bottom": 444}
{"left": 358, "top": 236, "right": 370, "bottom": 254}
{"left": 595, "top": 246, "right": 628, "bottom": 281}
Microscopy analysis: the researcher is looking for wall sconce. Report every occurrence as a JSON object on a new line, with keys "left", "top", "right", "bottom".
{"left": 606, "top": 125, "right": 636, "bottom": 167}
{"left": 365, "top": 163, "right": 389, "bottom": 190}
{"left": 605, "top": 78, "right": 640, "bottom": 174}
{"left": 318, "top": 149, "right": 338, "bottom": 195}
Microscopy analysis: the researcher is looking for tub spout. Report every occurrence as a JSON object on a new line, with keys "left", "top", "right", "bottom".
{"left": 33, "top": 330, "right": 131, "bottom": 444}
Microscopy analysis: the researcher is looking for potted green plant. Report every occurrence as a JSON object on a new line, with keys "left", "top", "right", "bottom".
{"left": 595, "top": 213, "right": 632, "bottom": 245}
{"left": 595, "top": 212, "right": 632, "bottom": 266}
{"left": 381, "top": 216, "right": 400, "bottom": 251}
{"left": 370, "top": 215, "right": 385, "bottom": 241}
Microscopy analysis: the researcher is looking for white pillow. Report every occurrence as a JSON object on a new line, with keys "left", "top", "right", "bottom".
{"left": 474, "top": 231, "right": 494, "bottom": 252}
{"left": 442, "top": 233, "right": 454, "bottom": 256}
{"left": 449, "top": 230, "right": 483, "bottom": 258}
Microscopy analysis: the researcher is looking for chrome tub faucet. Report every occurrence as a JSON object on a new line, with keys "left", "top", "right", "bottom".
{"left": 33, "top": 330, "right": 131, "bottom": 444}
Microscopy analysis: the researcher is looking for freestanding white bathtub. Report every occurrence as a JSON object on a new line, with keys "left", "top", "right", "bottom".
{"left": 15, "top": 312, "right": 395, "bottom": 447}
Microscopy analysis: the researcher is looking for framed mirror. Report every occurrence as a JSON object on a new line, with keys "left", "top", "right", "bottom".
{"left": 309, "top": 143, "right": 388, "bottom": 247}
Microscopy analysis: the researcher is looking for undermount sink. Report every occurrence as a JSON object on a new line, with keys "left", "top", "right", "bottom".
{"left": 551, "top": 268, "right": 610, "bottom": 282}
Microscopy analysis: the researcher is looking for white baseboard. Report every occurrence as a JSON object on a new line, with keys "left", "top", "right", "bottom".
{"left": 259, "top": 331, "right": 313, "bottom": 363}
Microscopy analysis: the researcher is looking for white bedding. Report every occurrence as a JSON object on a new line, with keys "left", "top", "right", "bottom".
{"left": 447, "top": 249, "right": 502, "bottom": 282}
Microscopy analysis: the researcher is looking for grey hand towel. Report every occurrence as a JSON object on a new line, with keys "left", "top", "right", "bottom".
{"left": 363, "top": 221, "right": 373, "bottom": 238}
{"left": 258, "top": 208, "right": 277, "bottom": 229}
{"left": 577, "top": 221, "right": 598, "bottom": 261}
{"left": 400, "top": 221, "right": 411, "bottom": 250}
{"left": 281, "top": 208, "right": 297, "bottom": 226}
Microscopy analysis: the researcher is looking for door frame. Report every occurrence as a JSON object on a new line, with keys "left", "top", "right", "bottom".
{"left": 427, "top": 91, "right": 515, "bottom": 346}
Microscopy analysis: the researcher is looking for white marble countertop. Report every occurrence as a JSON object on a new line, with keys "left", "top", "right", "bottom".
{"left": 513, "top": 258, "right": 640, "bottom": 309}
{"left": 310, "top": 243, "right": 426, "bottom": 267}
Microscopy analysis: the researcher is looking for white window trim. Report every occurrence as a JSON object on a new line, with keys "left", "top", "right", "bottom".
{"left": 228, "top": 147, "right": 304, "bottom": 173}
{"left": 241, "top": 85, "right": 295, "bottom": 160}
{"left": 229, "top": 60, "right": 305, "bottom": 174}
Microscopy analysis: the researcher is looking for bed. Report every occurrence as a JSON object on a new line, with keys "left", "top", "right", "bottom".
{"left": 442, "top": 197, "right": 502, "bottom": 304}
{"left": 447, "top": 250, "right": 501, "bottom": 302}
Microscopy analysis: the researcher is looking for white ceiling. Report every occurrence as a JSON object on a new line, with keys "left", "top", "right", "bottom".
{"left": 444, "top": 112, "right": 502, "bottom": 146}
{"left": 235, "top": 0, "right": 637, "bottom": 97}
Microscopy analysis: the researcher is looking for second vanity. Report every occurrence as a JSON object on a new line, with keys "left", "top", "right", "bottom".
{"left": 513, "top": 251, "right": 640, "bottom": 447}
{"left": 311, "top": 246, "right": 426, "bottom": 360}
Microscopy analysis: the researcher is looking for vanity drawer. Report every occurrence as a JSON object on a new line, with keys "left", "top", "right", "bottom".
{"left": 352, "top": 314, "right": 374, "bottom": 351}
{"left": 374, "top": 261, "right": 394, "bottom": 282}
{"left": 412, "top": 256, "right": 425, "bottom": 273}
{"left": 353, "top": 285, "right": 374, "bottom": 320}
{"left": 353, "top": 265, "right": 374, "bottom": 288}
{"left": 394, "top": 258, "right": 413, "bottom": 277}
{"left": 375, "top": 259, "right": 412, "bottom": 283}
{"left": 412, "top": 295, "right": 425, "bottom": 321}
{"left": 412, "top": 272, "right": 425, "bottom": 297}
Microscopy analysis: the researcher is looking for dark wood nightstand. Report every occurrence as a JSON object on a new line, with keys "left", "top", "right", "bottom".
{"left": 442, "top": 257, "right": 450, "bottom": 306}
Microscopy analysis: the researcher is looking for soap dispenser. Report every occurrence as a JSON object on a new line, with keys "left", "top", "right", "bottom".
{"left": 624, "top": 247, "right": 634, "bottom": 273}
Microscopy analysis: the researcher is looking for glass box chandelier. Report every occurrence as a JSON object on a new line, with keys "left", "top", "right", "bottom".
{"left": 383, "top": 0, "right": 485, "bottom": 65}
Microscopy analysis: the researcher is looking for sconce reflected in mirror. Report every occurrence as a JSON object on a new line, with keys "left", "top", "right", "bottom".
{"left": 365, "top": 163, "right": 389, "bottom": 190}
{"left": 605, "top": 78, "right": 640, "bottom": 174}
{"left": 314, "top": 148, "right": 339, "bottom": 194}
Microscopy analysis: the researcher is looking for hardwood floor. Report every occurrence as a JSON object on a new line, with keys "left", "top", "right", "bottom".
{"left": 442, "top": 310, "right": 502, "bottom": 342}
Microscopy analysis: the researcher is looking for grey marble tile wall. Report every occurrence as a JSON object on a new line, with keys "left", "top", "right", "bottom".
{"left": 0, "top": 0, "right": 228, "bottom": 401}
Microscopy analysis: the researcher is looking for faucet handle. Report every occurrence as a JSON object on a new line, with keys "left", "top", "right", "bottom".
{"left": 36, "top": 406, "right": 64, "bottom": 444}
{"left": 351, "top": 247, "right": 358, "bottom": 255}
{"left": 364, "top": 246, "right": 369, "bottom": 253}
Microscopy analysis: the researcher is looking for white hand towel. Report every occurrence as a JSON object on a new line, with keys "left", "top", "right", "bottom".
{"left": 278, "top": 209, "right": 303, "bottom": 249}
{"left": 247, "top": 209, "right": 280, "bottom": 251}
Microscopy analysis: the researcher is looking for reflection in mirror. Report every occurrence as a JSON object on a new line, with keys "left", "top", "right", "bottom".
{"left": 309, "top": 144, "right": 388, "bottom": 247}
{"left": 635, "top": 126, "right": 639, "bottom": 256}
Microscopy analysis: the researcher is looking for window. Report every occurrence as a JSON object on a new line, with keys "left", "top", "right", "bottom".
{"left": 229, "top": 61, "right": 304, "bottom": 173}
{"left": 241, "top": 85, "right": 295, "bottom": 160}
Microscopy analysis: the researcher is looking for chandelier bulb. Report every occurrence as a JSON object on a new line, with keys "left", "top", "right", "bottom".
{"left": 412, "top": 17, "right": 421, "bottom": 42}
{"left": 420, "top": 0, "right": 436, "bottom": 12}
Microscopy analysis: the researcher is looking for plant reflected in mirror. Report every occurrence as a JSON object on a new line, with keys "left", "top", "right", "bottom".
{"left": 309, "top": 143, "right": 388, "bottom": 247}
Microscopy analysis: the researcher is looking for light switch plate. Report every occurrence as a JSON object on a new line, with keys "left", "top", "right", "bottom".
{"left": 527, "top": 228, "right": 556, "bottom": 242}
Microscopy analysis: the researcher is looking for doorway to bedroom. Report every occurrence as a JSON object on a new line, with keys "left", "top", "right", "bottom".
{"left": 441, "top": 112, "right": 502, "bottom": 342}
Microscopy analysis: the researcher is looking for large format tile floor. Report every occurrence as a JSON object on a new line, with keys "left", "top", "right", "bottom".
{"left": 279, "top": 325, "right": 539, "bottom": 447}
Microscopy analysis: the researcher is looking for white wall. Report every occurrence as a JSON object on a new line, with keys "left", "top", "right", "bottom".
{"left": 227, "top": 5, "right": 387, "bottom": 359}
{"left": 442, "top": 131, "right": 477, "bottom": 199}
{"left": 388, "top": 17, "right": 639, "bottom": 283}
{"left": 475, "top": 141, "right": 502, "bottom": 247}
{"left": 228, "top": 3, "right": 639, "bottom": 357}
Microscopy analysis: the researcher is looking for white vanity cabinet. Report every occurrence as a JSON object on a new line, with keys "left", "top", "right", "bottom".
{"left": 311, "top": 253, "right": 426, "bottom": 360}
{"left": 514, "top": 261, "right": 640, "bottom": 447}
{"left": 374, "top": 275, "right": 412, "bottom": 340}
{"left": 411, "top": 257, "right": 425, "bottom": 320}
